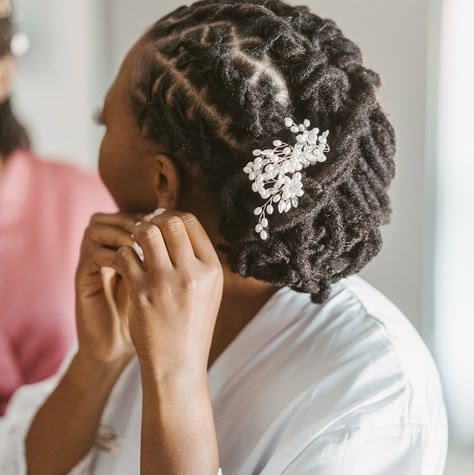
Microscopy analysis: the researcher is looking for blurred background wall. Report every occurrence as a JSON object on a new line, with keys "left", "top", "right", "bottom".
{"left": 11, "top": 0, "right": 109, "bottom": 168}
{"left": 9, "top": 0, "right": 473, "bottom": 472}
{"left": 431, "top": 0, "right": 474, "bottom": 464}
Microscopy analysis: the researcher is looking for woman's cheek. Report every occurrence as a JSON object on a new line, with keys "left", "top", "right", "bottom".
{"left": 98, "top": 133, "right": 113, "bottom": 191}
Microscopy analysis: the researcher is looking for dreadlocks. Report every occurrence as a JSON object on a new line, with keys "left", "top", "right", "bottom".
{"left": 129, "top": 0, "right": 396, "bottom": 303}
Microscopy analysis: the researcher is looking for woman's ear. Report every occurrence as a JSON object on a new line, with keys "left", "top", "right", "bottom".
{"left": 0, "top": 55, "right": 14, "bottom": 104}
{"left": 150, "top": 154, "right": 181, "bottom": 210}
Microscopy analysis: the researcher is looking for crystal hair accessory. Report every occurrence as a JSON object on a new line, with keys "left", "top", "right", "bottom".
{"left": 243, "top": 117, "right": 330, "bottom": 240}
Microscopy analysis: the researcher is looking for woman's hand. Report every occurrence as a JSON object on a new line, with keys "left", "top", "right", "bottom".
{"left": 111, "top": 210, "right": 223, "bottom": 474}
{"left": 26, "top": 212, "right": 142, "bottom": 475}
{"left": 112, "top": 210, "right": 224, "bottom": 381}
{"left": 75, "top": 212, "right": 137, "bottom": 367}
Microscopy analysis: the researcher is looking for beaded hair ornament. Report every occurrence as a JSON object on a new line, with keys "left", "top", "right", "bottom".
{"left": 243, "top": 117, "right": 330, "bottom": 240}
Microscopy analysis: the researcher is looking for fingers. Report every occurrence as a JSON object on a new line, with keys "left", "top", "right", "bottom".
{"left": 113, "top": 246, "right": 144, "bottom": 290}
{"left": 78, "top": 246, "right": 117, "bottom": 276}
{"left": 89, "top": 210, "right": 218, "bottom": 275}
{"left": 132, "top": 222, "right": 174, "bottom": 270}
{"left": 86, "top": 223, "right": 135, "bottom": 249}
{"left": 150, "top": 211, "right": 219, "bottom": 265}
{"left": 81, "top": 212, "right": 138, "bottom": 259}
{"left": 135, "top": 214, "right": 195, "bottom": 268}
{"left": 90, "top": 212, "right": 139, "bottom": 234}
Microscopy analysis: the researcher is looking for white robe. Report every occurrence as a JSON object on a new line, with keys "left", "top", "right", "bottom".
{"left": 0, "top": 275, "right": 448, "bottom": 474}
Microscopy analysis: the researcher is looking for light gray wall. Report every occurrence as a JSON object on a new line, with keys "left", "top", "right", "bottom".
{"left": 12, "top": 0, "right": 109, "bottom": 170}
{"left": 431, "top": 0, "right": 474, "bottom": 446}
{"left": 104, "top": 0, "right": 169, "bottom": 71}
{"left": 104, "top": 0, "right": 431, "bottom": 331}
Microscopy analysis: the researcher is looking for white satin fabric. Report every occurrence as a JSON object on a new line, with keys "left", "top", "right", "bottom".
{"left": 0, "top": 275, "right": 448, "bottom": 474}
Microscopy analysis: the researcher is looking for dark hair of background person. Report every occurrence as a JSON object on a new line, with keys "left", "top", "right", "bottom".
{"left": 0, "top": 7, "right": 30, "bottom": 159}
{"left": 129, "top": 0, "right": 397, "bottom": 304}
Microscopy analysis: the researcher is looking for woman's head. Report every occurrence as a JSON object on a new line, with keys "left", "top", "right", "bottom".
{"left": 98, "top": 0, "right": 396, "bottom": 303}
{"left": 0, "top": 2, "right": 29, "bottom": 158}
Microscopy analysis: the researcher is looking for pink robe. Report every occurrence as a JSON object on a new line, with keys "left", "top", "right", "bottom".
{"left": 0, "top": 149, "right": 116, "bottom": 414}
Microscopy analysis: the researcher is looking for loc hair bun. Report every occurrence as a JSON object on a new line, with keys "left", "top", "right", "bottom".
{"left": 129, "top": 0, "right": 396, "bottom": 303}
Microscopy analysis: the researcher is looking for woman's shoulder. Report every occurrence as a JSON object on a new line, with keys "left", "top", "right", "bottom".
{"left": 285, "top": 274, "right": 446, "bottom": 428}
{"left": 327, "top": 274, "right": 442, "bottom": 400}
{"left": 215, "top": 278, "right": 448, "bottom": 473}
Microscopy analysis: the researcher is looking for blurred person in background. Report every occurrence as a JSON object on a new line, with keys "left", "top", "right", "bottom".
{"left": 0, "top": 0, "right": 116, "bottom": 415}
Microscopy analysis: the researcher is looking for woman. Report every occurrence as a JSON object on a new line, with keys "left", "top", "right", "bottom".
{"left": 0, "top": 1, "right": 116, "bottom": 414}
{"left": 0, "top": 0, "right": 447, "bottom": 473}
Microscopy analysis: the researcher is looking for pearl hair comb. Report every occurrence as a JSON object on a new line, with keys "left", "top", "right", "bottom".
{"left": 243, "top": 117, "right": 330, "bottom": 240}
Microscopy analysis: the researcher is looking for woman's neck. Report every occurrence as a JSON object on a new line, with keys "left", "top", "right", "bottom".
{"left": 207, "top": 269, "right": 281, "bottom": 370}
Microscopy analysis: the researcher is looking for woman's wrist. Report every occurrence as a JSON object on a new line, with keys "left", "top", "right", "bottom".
{"left": 138, "top": 357, "right": 208, "bottom": 395}
{"left": 69, "top": 351, "right": 132, "bottom": 393}
{"left": 139, "top": 358, "right": 218, "bottom": 475}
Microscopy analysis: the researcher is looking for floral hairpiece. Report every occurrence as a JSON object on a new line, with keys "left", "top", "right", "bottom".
{"left": 243, "top": 117, "right": 330, "bottom": 240}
